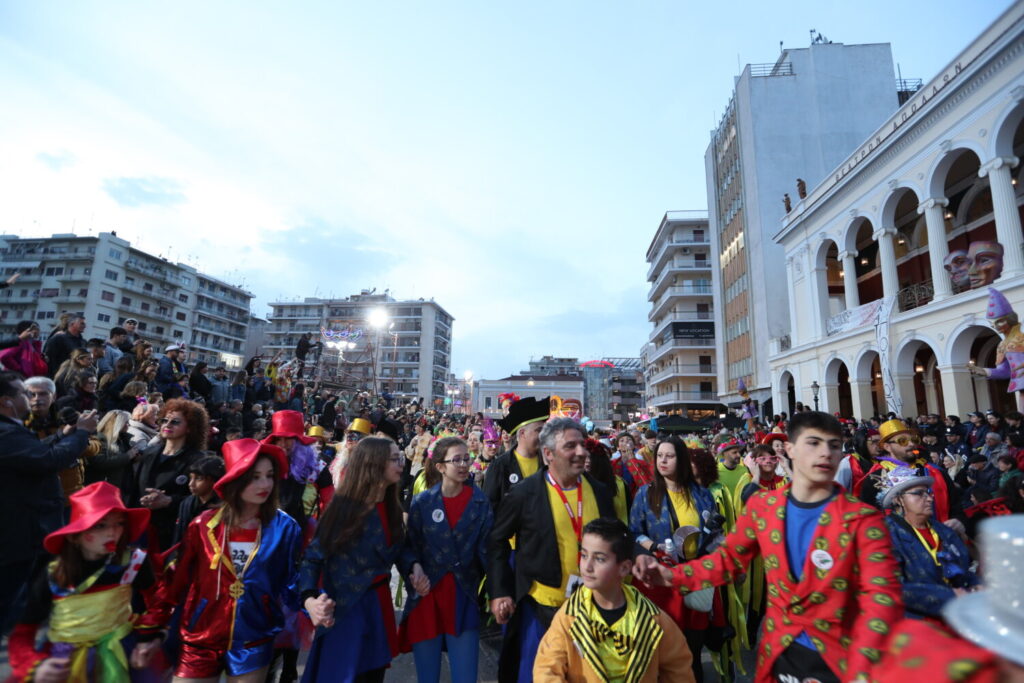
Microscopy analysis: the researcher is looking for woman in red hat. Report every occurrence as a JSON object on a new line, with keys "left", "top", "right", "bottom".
{"left": 137, "top": 439, "right": 302, "bottom": 682}
{"left": 262, "top": 410, "right": 334, "bottom": 530}
{"left": 8, "top": 482, "right": 158, "bottom": 683}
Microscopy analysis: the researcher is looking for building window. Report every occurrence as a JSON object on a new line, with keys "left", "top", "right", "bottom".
{"left": 155, "top": 326, "right": 165, "bottom": 335}
{"left": 173, "top": 330, "right": 183, "bottom": 338}
{"left": 109, "top": 249, "right": 122, "bottom": 260}
{"left": 121, "top": 296, "right": 131, "bottom": 306}
{"left": 138, "top": 322, "right": 148, "bottom": 331}
{"left": 104, "top": 269, "right": 118, "bottom": 281}
{"left": 178, "top": 294, "right": 188, "bottom": 303}
{"left": 141, "top": 302, "right": 150, "bottom": 311}
{"left": 84, "top": 267, "right": 91, "bottom": 276}
{"left": 97, "top": 313, "right": 111, "bottom": 323}
{"left": 101, "top": 291, "right": 115, "bottom": 302}
{"left": 176, "top": 312, "right": 186, "bottom": 321}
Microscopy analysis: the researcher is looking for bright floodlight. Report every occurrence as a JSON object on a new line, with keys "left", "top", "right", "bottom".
{"left": 367, "top": 307, "right": 388, "bottom": 329}
{"left": 463, "top": 370, "right": 473, "bottom": 381}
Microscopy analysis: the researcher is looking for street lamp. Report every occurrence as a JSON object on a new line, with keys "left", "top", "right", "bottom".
{"left": 811, "top": 380, "right": 820, "bottom": 410}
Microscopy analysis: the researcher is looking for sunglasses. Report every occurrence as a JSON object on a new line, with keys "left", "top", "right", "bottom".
{"left": 159, "top": 418, "right": 183, "bottom": 427}
{"left": 891, "top": 435, "right": 921, "bottom": 446}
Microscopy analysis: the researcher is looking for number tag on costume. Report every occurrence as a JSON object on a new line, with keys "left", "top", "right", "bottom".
{"left": 811, "top": 549, "right": 834, "bottom": 571}
{"left": 565, "top": 574, "right": 584, "bottom": 597}
{"left": 175, "top": 475, "right": 188, "bottom": 486}
{"left": 509, "top": 473, "right": 519, "bottom": 484}
{"left": 432, "top": 509, "right": 445, "bottom": 524}
{"left": 120, "top": 549, "right": 148, "bottom": 585}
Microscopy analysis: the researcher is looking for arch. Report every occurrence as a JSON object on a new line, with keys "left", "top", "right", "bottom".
{"left": 814, "top": 238, "right": 840, "bottom": 271}
{"left": 947, "top": 319, "right": 995, "bottom": 366}
{"left": 824, "top": 353, "right": 852, "bottom": 384}
{"left": 879, "top": 181, "right": 926, "bottom": 230}
{"left": 957, "top": 178, "right": 994, "bottom": 226}
{"left": 777, "top": 369, "right": 797, "bottom": 417}
{"left": 895, "top": 333, "right": 947, "bottom": 370}
{"left": 926, "top": 140, "right": 989, "bottom": 199}
{"left": 853, "top": 346, "right": 880, "bottom": 383}
{"left": 990, "top": 96, "right": 1024, "bottom": 159}
{"left": 842, "top": 214, "right": 874, "bottom": 255}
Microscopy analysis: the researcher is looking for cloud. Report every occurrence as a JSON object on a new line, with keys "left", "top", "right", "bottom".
{"left": 102, "top": 176, "right": 186, "bottom": 208}
{"left": 36, "top": 150, "right": 76, "bottom": 171}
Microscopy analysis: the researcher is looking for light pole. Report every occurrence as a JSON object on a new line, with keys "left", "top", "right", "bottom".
{"left": 811, "top": 380, "right": 820, "bottom": 411}
{"left": 464, "top": 370, "right": 474, "bottom": 416}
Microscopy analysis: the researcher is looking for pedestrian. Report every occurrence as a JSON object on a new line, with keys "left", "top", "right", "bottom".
{"left": 53, "top": 349, "right": 94, "bottom": 397}
{"left": 42, "top": 314, "right": 86, "bottom": 376}
{"left": 85, "top": 409, "right": 140, "bottom": 495}
{"left": 210, "top": 366, "right": 231, "bottom": 406}
{"left": 138, "top": 439, "right": 302, "bottom": 680}
{"left": 189, "top": 361, "right": 213, "bottom": 404}
{"left": 155, "top": 345, "right": 186, "bottom": 398}
{"left": 298, "top": 436, "right": 407, "bottom": 682}
{"left": 399, "top": 436, "right": 493, "bottom": 683}
{"left": 6, "top": 482, "right": 158, "bottom": 681}
{"left": 172, "top": 454, "right": 226, "bottom": 545}
{"left": 126, "top": 403, "right": 160, "bottom": 450}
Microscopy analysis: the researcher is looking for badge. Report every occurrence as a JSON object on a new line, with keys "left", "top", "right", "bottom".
{"left": 810, "top": 549, "right": 834, "bottom": 570}
{"left": 432, "top": 509, "right": 445, "bottom": 523}
{"left": 175, "top": 475, "right": 188, "bottom": 486}
{"left": 509, "top": 473, "right": 520, "bottom": 484}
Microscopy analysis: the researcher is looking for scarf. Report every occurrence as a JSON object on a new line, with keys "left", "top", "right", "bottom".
{"left": 566, "top": 584, "right": 663, "bottom": 683}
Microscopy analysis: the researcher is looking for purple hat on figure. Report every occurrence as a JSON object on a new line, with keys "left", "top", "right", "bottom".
{"left": 986, "top": 287, "right": 1014, "bottom": 320}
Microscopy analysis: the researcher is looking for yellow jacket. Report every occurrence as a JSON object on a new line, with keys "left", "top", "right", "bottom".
{"left": 533, "top": 588, "right": 695, "bottom": 683}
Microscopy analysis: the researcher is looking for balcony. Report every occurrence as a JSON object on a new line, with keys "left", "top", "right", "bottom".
{"left": 647, "top": 338, "right": 716, "bottom": 364}
{"left": 650, "top": 390, "right": 720, "bottom": 407}
{"left": 648, "top": 287, "right": 714, "bottom": 324}
{"left": 121, "top": 303, "right": 174, "bottom": 323}
{"left": 647, "top": 363, "right": 717, "bottom": 385}
{"left": 197, "top": 302, "right": 248, "bottom": 324}
{"left": 123, "top": 280, "right": 177, "bottom": 304}
{"left": 648, "top": 259, "right": 712, "bottom": 296}
{"left": 647, "top": 238, "right": 711, "bottom": 280}
{"left": 125, "top": 258, "right": 185, "bottom": 285}
{"left": 198, "top": 286, "right": 250, "bottom": 309}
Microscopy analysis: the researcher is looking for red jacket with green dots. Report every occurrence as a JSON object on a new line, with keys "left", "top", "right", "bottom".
{"left": 667, "top": 484, "right": 903, "bottom": 683}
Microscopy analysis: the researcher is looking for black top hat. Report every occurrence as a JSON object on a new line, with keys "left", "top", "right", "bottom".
{"left": 497, "top": 396, "right": 551, "bottom": 435}
{"left": 376, "top": 417, "right": 402, "bottom": 443}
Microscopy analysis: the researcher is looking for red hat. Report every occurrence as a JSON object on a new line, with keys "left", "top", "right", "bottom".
{"left": 262, "top": 410, "right": 316, "bottom": 446}
{"left": 215, "top": 438, "right": 289, "bottom": 496}
{"left": 760, "top": 432, "right": 788, "bottom": 446}
{"left": 44, "top": 482, "right": 150, "bottom": 555}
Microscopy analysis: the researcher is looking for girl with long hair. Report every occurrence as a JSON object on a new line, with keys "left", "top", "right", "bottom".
{"left": 398, "top": 437, "right": 493, "bottom": 683}
{"left": 138, "top": 439, "right": 301, "bottom": 682}
{"left": 298, "top": 437, "right": 406, "bottom": 682}
{"left": 53, "top": 348, "right": 94, "bottom": 396}
{"left": 583, "top": 437, "right": 629, "bottom": 523}
{"left": 630, "top": 436, "right": 717, "bottom": 682}
{"left": 86, "top": 410, "right": 139, "bottom": 495}
{"left": 8, "top": 483, "right": 157, "bottom": 682}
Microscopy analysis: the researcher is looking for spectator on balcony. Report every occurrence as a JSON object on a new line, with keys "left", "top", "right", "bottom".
{"left": 98, "top": 326, "right": 128, "bottom": 379}
{"left": 156, "top": 344, "right": 187, "bottom": 398}
{"left": 42, "top": 314, "right": 86, "bottom": 377}
{"left": 117, "top": 318, "right": 142, "bottom": 353}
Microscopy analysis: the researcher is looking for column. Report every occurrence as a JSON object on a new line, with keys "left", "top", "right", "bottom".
{"left": 850, "top": 379, "right": 874, "bottom": 420}
{"left": 922, "top": 375, "right": 938, "bottom": 415}
{"left": 812, "top": 264, "right": 829, "bottom": 340}
{"left": 785, "top": 257, "right": 799, "bottom": 344}
{"left": 937, "top": 364, "right": 975, "bottom": 417}
{"left": 873, "top": 227, "right": 899, "bottom": 299}
{"left": 917, "top": 198, "right": 952, "bottom": 301}
{"left": 838, "top": 250, "right": 860, "bottom": 309}
{"left": 894, "top": 373, "right": 917, "bottom": 416}
{"left": 979, "top": 156, "right": 1024, "bottom": 277}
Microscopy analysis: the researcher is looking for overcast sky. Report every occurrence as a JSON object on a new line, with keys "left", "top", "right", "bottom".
{"left": 0, "top": 1, "right": 1013, "bottom": 379}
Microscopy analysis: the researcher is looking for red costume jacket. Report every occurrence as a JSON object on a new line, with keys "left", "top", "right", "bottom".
{"left": 668, "top": 485, "right": 903, "bottom": 682}
{"left": 870, "top": 618, "right": 998, "bottom": 682}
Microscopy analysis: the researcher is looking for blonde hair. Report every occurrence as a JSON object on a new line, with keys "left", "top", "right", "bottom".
{"left": 97, "top": 410, "right": 131, "bottom": 446}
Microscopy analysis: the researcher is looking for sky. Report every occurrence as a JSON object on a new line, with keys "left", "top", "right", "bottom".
{"left": 0, "top": 0, "right": 1014, "bottom": 379}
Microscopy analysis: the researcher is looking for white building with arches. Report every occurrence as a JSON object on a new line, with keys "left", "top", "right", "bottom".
{"left": 770, "top": 1, "right": 1024, "bottom": 420}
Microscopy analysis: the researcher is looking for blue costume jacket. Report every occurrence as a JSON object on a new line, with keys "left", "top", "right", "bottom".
{"left": 400, "top": 484, "right": 493, "bottom": 618}
{"left": 884, "top": 515, "right": 979, "bottom": 618}
{"left": 629, "top": 482, "right": 715, "bottom": 551}
{"left": 297, "top": 502, "right": 403, "bottom": 628}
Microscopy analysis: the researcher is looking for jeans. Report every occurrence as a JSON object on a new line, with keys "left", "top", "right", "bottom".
{"left": 411, "top": 630, "right": 480, "bottom": 683}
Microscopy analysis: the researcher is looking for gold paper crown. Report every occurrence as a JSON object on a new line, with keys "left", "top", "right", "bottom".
{"left": 878, "top": 419, "right": 914, "bottom": 444}
{"left": 348, "top": 418, "right": 373, "bottom": 435}
{"left": 306, "top": 425, "right": 326, "bottom": 439}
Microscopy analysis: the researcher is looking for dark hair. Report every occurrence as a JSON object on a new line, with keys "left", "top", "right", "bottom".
{"left": 15, "top": 320, "right": 36, "bottom": 335}
{"left": 189, "top": 454, "right": 227, "bottom": 480}
{"left": 425, "top": 436, "right": 465, "bottom": 489}
{"left": 787, "top": 411, "right": 842, "bottom": 441}
{"left": 219, "top": 456, "right": 278, "bottom": 529}
{"left": 53, "top": 513, "right": 129, "bottom": 587}
{"left": 582, "top": 517, "right": 633, "bottom": 563}
{"left": 751, "top": 444, "right": 774, "bottom": 458}
{"left": 689, "top": 448, "right": 719, "bottom": 488}
{"left": 110, "top": 326, "right": 128, "bottom": 337}
{"left": 644, "top": 430, "right": 657, "bottom": 439}
{"left": 583, "top": 439, "right": 618, "bottom": 499}
{"left": 316, "top": 437, "right": 404, "bottom": 553}
{"left": 851, "top": 429, "right": 876, "bottom": 461}
{"left": 647, "top": 437, "right": 696, "bottom": 517}
{"left": 996, "top": 454, "right": 1017, "bottom": 467}
{"left": 159, "top": 398, "right": 210, "bottom": 452}
{"left": 0, "top": 370, "right": 25, "bottom": 398}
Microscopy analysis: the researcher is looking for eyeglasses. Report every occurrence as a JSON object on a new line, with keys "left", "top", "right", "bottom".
{"left": 867, "top": 438, "right": 881, "bottom": 445}
{"left": 159, "top": 418, "right": 183, "bottom": 426}
{"left": 892, "top": 436, "right": 921, "bottom": 446}
{"left": 442, "top": 457, "right": 472, "bottom": 466}
{"left": 388, "top": 455, "right": 406, "bottom": 466}
{"left": 903, "top": 488, "right": 934, "bottom": 498}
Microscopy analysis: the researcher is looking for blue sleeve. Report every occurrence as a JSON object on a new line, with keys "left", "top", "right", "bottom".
{"left": 629, "top": 488, "right": 650, "bottom": 545}
{"left": 397, "top": 497, "right": 423, "bottom": 577}
{"left": 477, "top": 493, "right": 494, "bottom": 571}
{"left": 297, "top": 536, "right": 325, "bottom": 599}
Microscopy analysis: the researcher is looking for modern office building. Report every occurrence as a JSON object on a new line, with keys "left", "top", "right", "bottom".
{"left": 644, "top": 211, "right": 721, "bottom": 419}
{"left": 705, "top": 40, "right": 907, "bottom": 415}
{"left": 264, "top": 290, "right": 453, "bottom": 405}
{"left": 0, "top": 231, "right": 252, "bottom": 367}
{"left": 768, "top": 2, "right": 1024, "bottom": 419}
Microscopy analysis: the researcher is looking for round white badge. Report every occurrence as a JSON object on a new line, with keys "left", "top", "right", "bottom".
{"left": 432, "top": 509, "right": 445, "bottom": 524}
{"left": 175, "top": 475, "right": 188, "bottom": 486}
{"left": 509, "top": 473, "right": 520, "bottom": 484}
{"left": 810, "top": 549, "right": 834, "bottom": 570}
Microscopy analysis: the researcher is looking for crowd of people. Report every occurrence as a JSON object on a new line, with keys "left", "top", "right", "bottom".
{"left": 1, "top": 314, "right": 1023, "bottom": 683}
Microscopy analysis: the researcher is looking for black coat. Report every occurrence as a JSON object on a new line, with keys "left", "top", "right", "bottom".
{"left": 482, "top": 449, "right": 535, "bottom": 510}
{"left": 42, "top": 332, "right": 84, "bottom": 377}
{"left": 0, "top": 415, "right": 91, "bottom": 565}
{"left": 487, "top": 470, "right": 616, "bottom": 604}
{"left": 84, "top": 432, "right": 136, "bottom": 495}
{"left": 131, "top": 444, "right": 203, "bottom": 550}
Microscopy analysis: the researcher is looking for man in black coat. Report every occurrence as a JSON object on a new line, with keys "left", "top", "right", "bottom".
{"left": 0, "top": 371, "right": 97, "bottom": 632}
{"left": 483, "top": 396, "right": 550, "bottom": 511}
{"left": 42, "top": 315, "right": 86, "bottom": 376}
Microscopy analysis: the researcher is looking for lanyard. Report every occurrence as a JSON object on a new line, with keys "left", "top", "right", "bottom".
{"left": 547, "top": 473, "right": 584, "bottom": 549}
{"left": 910, "top": 524, "right": 942, "bottom": 568}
